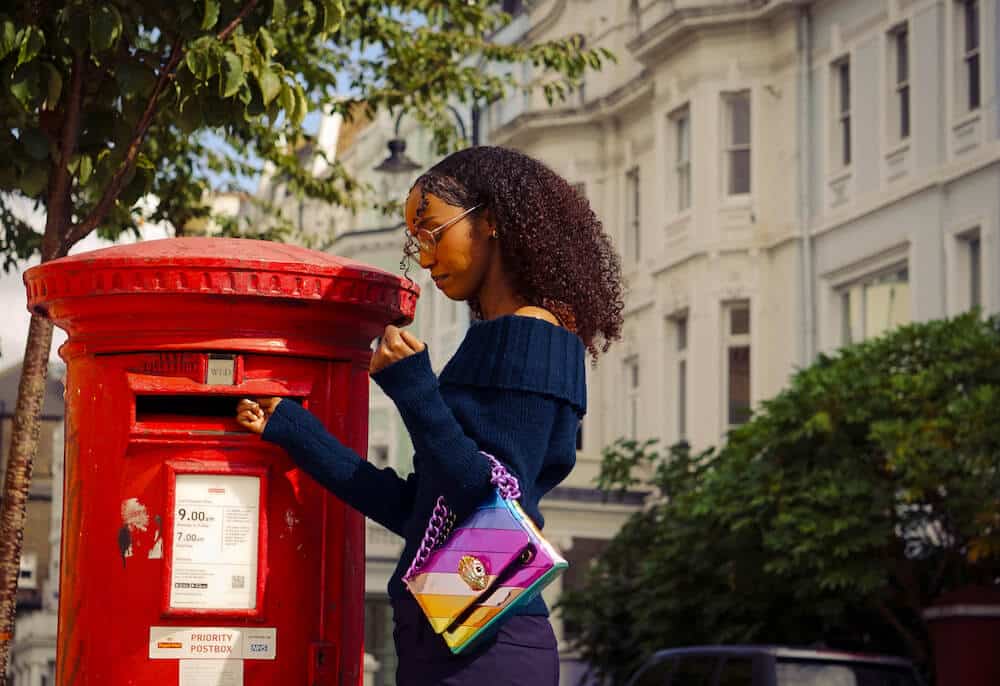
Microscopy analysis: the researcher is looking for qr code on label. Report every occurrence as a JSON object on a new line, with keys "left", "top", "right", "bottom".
{"left": 231, "top": 575, "right": 245, "bottom": 589}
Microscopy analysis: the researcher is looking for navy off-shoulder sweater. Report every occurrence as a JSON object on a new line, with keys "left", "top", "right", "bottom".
{"left": 261, "top": 314, "right": 587, "bottom": 616}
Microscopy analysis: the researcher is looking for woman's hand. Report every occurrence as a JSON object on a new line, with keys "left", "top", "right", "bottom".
{"left": 370, "top": 325, "right": 426, "bottom": 375}
{"left": 236, "top": 397, "right": 283, "bottom": 434}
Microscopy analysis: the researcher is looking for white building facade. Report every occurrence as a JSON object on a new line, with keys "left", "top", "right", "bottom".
{"left": 489, "top": 0, "right": 998, "bottom": 460}
{"left": 253, "top": 1, "right": 999, "bottom": 683}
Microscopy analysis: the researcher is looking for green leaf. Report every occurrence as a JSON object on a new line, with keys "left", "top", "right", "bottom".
{"left": 0, "top": 15, "right": 17, "bottom": 61}
{"left": 178, "top": 97, "right": 203, "bottom": 134}
{"left": 135, "top": 152, "right": 155, "bottom": 172}
{"left": 256, "top": 68, "right": 281, "bottom": 106}
{"left": 293, "top": 86, "right": 308, "bottom": 126}
{"left": 17, "top": 163, "right": 47, "bottom": 197}
{"left": 318, "top": 0, "right": 345, "bottom": 35}
{"left": 301, "top": 0, "right": 317, "bottom": 30}
{"left": 10, "top": 62, "right": 41, "bottom": 110}
{"left": 89, "top": 4, "right": 123, "bottom": 54}
{"left": 257, "top": 28, "right": 275, "bottom": 58}
{"left": 185, "top": 43, "right": 216, "bottom": 80}
{"left": 57, "top": 6, "right": 89, "bottom": 52}
{"left": 279, "top": 83, "right": 295, "bottom": 119}
{"left": 77, "top": 154, "right": 93, "bottom": 185}
{"left": 41, "top": 62, "right": 63, "bottom": 109}
{"left": 20, "top": 129, "right": 49, "bottom": 161}
{"left": 116, "top": 60, "right": 156, "bottom": 98}
{"left": 271, "top": 0, "right": 286, "bottom": 24}
{"left": 220, "top": 50, "right": 244, "bottom": 98}
{"left": 201, "top": 0, "right": 221, "bottom": 31}
{"left": 17, "top": 26, "right": 44, "bottom": 67}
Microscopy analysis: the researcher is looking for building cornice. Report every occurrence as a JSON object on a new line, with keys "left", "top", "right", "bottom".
{"left": 524, "top": 0, "right": 569, "bottom": 44}
{"left": 490, "top": 72, "right": 653, "bottom": 147}
{"left": 810, "top": 144, "right": 1000, "bottom": 241}
{"left": 628, "top": 0, "right": 798, "bottom": 65}
{"left": 328, "top": 223, "right": 405, "bottom": 259}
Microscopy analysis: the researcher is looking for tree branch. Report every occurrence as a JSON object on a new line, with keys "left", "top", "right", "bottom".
{"left": 218, "top": 0, "right": 261, "bottom": 41}
{"left": 63, "top": 0, "right": 261, "bottom": 251}
{"left": 42, "top": 51, "right": 84, "bottom": 261}
{"left": 874, "top": 597, "right": 927, "bottom": 665}
{"left": 63, "top": 35, "right": 185, "bottom": 250}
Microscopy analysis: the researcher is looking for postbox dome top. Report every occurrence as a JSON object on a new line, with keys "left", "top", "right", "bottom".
{"left": 36, "top": 236, "right": 389, "bottom": 274}
{"left": 26, "top": 237, "right": 418, "bottom": 312}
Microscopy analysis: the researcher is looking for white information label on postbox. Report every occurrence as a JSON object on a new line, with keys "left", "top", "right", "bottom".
{"left": 170, "top": 474, "right": 260, "bottom": 610}
{"left": 179, "top": 659, "right": 243, "bottom": 686}
{"left": 206, "top": 356, "right": 235, "bottom": 385}
{"left": 241, "top": 628, "right": 277, "bottom": 659}
{"left": 149, "top": 626, "right": 277, "bottom": 660}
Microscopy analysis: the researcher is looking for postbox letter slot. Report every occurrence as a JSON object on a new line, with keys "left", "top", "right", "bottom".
{"left": 136, "top": 394, "right": 240, "bottom": 420}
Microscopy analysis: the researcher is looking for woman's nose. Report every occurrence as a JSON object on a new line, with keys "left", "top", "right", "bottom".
{"left": 418, "top": 251, "right": 435, "bottom": 270}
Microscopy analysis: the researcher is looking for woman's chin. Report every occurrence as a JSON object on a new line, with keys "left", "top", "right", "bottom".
{"left": 434, "top": 277, "right": 455, "bottom": 295}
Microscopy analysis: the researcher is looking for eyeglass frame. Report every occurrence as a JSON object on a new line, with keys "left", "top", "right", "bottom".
{"left": 403, "top": 203, "right": 484, "bottom": 260}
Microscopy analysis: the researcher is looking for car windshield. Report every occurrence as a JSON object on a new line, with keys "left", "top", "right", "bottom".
{"left": 777, "top": 659, "right": 920, "bottom": 686}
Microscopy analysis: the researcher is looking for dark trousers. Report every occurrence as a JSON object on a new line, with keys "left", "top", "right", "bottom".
{"left": 392, "top": 596, "right": 559, "bottom": 686}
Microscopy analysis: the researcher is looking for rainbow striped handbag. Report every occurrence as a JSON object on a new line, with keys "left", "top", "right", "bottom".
{"left": 402, "top": 452, "right": 568, "bottom": 654}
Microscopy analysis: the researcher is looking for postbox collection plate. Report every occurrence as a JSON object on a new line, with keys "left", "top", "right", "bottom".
{"left": 164, "top": 461, "right": 270, "bottom": 618}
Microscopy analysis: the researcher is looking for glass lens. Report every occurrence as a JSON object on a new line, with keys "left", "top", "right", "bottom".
{"left": 417, "top": 230, "right": 436, "bottom": 255}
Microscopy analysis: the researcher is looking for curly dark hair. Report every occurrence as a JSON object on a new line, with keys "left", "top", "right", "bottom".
{"left": 409, "top": 146, "right": 624, "bottom": 358}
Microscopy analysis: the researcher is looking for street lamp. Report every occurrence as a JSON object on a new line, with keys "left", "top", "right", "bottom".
{"left": 373, "top": 138, "right": 421, "bottom": 174}
{"left": 374, "top": 105, "right": 481, "bottom": 174}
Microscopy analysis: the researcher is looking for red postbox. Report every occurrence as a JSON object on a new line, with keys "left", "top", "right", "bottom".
{"left": 24, "top": 237, "right": 417, "bottom": 686}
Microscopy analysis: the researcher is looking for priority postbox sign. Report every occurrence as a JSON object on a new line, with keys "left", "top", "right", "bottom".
{"left": 149, "top": 627, "right": 277, "bottom": 660}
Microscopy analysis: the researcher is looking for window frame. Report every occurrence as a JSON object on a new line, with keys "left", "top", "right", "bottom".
{"left": 959, "top": 0, "right": 982, "bottom": 112}
{"left": 722, "top": 301, "right": 752, "bottom": 430}
{"left": 969, "top": 234, "right": 982, "bottom": 310}
{"left": 625, "top": 355, "right": 640, "bottom": 440}
{"left": 839, "top": 264, "right": 911, "bottom": 345}
{"left": 671, "top": 315, "right": 689, "bottom": 442}
{"left": 953, "top": 228, "right": 984, "bottom": 313}
{"left": 888, "top": 23, "right": 911, "bottom": 141}
{"left": 670, "top": 104, "right": 692, "bottom": 213}
{"left": 721, "top": 90, "right": 752, "bottom": 197}
{"left": 832, "top": 56, "right": 852, "bottom": 169}
{"left": 625, "top": 166, "right": 641, "bottom": 263}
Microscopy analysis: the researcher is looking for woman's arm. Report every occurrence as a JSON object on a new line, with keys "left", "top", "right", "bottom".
{"left": 372, "top": 348, "right": 561, "bottom": 519}
{"left": 245, "top": 399, "right": 417, "bottom": 536}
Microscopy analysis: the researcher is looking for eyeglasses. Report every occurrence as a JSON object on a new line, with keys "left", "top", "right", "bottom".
{"left": 403, "top": 204, "right": 483, "bottom": 260}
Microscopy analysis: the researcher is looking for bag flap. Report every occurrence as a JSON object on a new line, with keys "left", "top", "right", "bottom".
{"left": 405, "top": 491, "right": 531, "bottom": 634}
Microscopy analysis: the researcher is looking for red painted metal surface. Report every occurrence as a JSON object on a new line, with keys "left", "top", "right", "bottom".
{"left": 924, "top": 587, "right": 1000, "bottom": 686}
{"left": 24, "top": 238, "right": 418, "bottom": 686}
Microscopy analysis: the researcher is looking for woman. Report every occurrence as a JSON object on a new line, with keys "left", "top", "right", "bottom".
{"left": 237, "top": 146, "right": 623, "bottom": 685}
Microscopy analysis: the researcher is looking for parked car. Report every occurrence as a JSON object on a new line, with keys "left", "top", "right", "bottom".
{"left": 625, "top": 645, "right": 924, "bottom": 686}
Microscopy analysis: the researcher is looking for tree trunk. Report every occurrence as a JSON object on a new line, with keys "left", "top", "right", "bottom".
{"left": 0, "top": 314, "right": 55, "bottom": 684}
{"left": 0, "top": 137, "right": 73, "bottom": 681}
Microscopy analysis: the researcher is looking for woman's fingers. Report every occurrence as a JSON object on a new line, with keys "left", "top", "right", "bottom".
{"left": 399, "top": 330, "right": 426, "bottom": 353}
{"left": 235, "top": 397, "right": 280, "bottom": 434}
{"left": 382, "top": 325, "right": 406, "bottom": 351}
{"left": 370, "top": 325, "right": 425, "bottom": 375}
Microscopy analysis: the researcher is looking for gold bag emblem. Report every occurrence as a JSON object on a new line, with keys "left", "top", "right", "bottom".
{"left": 458, "top": 555, "right": 488, "bottom": 591}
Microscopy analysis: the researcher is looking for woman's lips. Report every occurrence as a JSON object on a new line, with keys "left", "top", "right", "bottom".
{"left": 432, "top": 274, "right": 449, "bottom": 287}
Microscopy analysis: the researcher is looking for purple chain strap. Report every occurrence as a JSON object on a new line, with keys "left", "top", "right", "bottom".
{"left": 403, "top": 452, "right": 520, "bottom": 582}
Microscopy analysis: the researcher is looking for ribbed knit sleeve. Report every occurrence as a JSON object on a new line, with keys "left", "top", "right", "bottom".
{"left": 371, "top": 348, "right": 496, "bottom": 519}
{"left": 260, "top": 399, "right": 418, "bottom": 536}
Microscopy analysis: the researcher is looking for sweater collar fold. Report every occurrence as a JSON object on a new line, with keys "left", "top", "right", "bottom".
{"left": 439, "top": 315, "right": 587, "bottom": 415}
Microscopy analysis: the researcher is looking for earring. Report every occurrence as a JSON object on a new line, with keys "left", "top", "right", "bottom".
{"left": 491, "top": 230, "right": 498, "bottom": 239}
